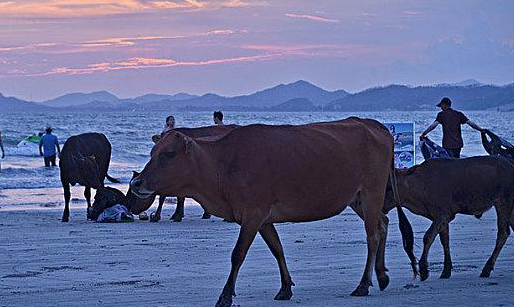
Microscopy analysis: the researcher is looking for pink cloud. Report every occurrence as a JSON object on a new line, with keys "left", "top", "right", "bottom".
{"left": 12, "top": 54, "right": 277, "bottom": 77}
{"left": 285, "top": 13, "right": 339, "bottom": 23}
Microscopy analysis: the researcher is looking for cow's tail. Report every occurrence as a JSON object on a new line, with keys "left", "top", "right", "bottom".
{"left": 106, "top": 174, "right": 121, "bottom": 184}
{"left": 390, "top": 162, "right": 418, "bottom": 277}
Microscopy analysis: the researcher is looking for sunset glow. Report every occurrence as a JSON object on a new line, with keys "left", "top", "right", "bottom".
{"left": 0, "top": 0, "right": 513, "bottom": 100}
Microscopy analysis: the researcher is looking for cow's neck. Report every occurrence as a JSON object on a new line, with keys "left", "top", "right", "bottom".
{"left": 182, "top": 142, "right": 233, "bottom": 219}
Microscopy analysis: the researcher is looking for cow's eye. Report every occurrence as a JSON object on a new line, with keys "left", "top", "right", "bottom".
{"left": 160, "top": 151, "right": 176, "bottom": 159}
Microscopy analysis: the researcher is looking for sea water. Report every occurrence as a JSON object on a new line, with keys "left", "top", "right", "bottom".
{"left": 0, "top": 111, "right": 512, "bottom": 209}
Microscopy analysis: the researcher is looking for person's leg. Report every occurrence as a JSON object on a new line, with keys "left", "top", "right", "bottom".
{"left": 44, "top": 156, "right": 50, "bottom": 167}
{"left": 50, "top": 155, "right": 56, "bottom": 166}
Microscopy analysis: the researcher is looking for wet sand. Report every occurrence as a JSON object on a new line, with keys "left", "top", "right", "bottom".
{"left": 0, "top": 200, "right": 513, "bottom": 307}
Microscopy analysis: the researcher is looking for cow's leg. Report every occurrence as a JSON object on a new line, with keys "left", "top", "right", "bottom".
{"left": 419, "top": 219, "right": 446, "bottom": 281}
{"left": 84, "top": 187, "right": 92, "bottom": 220}
{"left": 480, "top": 201, "right": 512, "bottom": 277}
{"left": 84, "top": 187, "right": 91, "bottom": 208}
{"left": 439, "top": 224, "right": 452, "bottom": 279}
{"left": 375, "top": 213, "right": 390, "bottom": 290}
{"left": 202, "top": 206, "right": 212, "bottom": 219}
{"left": 350, "top": 190, "right": 382, "bottom": 297}
{"left": 62, "top": 182, "right": 71, "bottom": 222}
{"left": 351, "top": 202, "right": 390, "bottom": 291}
{"left": 150, "top": 195, "right": 166, "bottom": 222}
{"left": 171, "top": 197, "right": 185, "bottom": 222}
{"left": 259, "top": 223, "right": 295, "bottom": 300}
{"left": 215, "top": 215, "right": 263, "bottom": 307}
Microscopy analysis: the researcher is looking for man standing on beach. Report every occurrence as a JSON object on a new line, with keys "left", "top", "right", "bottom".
{"left": 420, "top": 97, "right": 484, "bottom": 158}
{"left": 0, "top": 129, "right": 4, "bottom": 175}
{"left": 39, "top": 126, "right": 60, "bottom": 167}
{"left": 213, "top": 111, "right": 224, "bottom": 125}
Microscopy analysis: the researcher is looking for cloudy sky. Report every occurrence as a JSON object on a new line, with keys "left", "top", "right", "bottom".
{"left": 0, "top": 0, "right": 513, "bottom": 101}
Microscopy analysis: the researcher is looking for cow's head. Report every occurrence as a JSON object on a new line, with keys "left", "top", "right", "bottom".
{"left": 125, "top": 171, "right": 157, "bottom": 214}
{"left": 87, "top": 186, "right": 126, "bottom": 220}
{"left": 130, "top": 131, "right": 196, "bottom": 201}
{"left": 73, "top": 153, "right": 102, "bottom": 189}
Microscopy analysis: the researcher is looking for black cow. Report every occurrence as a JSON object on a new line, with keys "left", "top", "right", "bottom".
{"left": 383, "top": 156, "right": 514, "bottom": 280}
{"left": 59, "top": 133, "right": 120, "bottom": 222}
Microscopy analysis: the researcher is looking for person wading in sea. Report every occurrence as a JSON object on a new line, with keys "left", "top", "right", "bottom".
{"left": 421, "top": 97, "right": 484, "bottom": 158}
{"left": 152, "top": 115, "right": 175, "bottom": 144}
{"left": 39, "top": 126, "right": 60, "bottom": 167}
{"left": 213, "top": 111, "right": 224, "bottom": 126}
{"left": 0, "top": 129, "right": 5, "bottom": 175}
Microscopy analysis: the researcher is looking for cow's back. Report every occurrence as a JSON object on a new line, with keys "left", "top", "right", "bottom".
{"left": 209, "top": 117, "right": 393, "bottom": 222}
{"left": 175, "top": 125, "right": 238, "bottom": 139}
{"left": 60, "top": 133, "right": 112, "bottom": 183}
{"left": 403, "top": 156, "right": 514, "bottom": 215}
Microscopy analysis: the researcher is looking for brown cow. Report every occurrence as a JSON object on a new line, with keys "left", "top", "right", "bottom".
{"left": 130, "top": 117, "right": 414, "bottom": 307}
{"left": 383, "top": 156, "right": 514, "bottom": 281}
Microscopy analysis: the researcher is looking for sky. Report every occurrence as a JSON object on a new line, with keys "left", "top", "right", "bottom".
{"left": 0, "top": 0, "right": 513, "bottom": 101}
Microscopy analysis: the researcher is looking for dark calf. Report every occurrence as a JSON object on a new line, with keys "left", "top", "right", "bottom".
{"left": 384, "top": 156, "right": 514, "bottom": 280}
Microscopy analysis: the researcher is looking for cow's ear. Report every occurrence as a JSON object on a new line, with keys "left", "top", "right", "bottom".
{"left": 184, "top": 136, "right": 195, "bottom": 154}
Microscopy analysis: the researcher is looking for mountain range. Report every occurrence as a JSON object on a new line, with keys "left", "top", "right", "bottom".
{"left": 1, "top": 79, "right": 513, "bottom": 112}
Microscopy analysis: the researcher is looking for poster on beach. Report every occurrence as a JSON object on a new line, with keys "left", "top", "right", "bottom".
{"left": 383, "top": 122, "right": 415, "bottom": 169}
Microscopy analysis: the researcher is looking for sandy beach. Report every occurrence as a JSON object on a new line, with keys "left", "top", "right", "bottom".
{"left": 1, "top": 199, "right": 513, "bottom": 307}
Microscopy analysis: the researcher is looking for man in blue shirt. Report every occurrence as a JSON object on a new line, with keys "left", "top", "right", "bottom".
{"left": 39, "top": 126, "right": 60, "bottom": 167}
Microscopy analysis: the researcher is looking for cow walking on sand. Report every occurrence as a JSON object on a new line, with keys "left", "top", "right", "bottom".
{"left": 130, "top": 117, "right": 414, "bottom": 307}
{"left": 383, "top": 156, "right": 514, "bottom": 280}
{"left": 59, "top": 133, "right": 120, "bottom": 222}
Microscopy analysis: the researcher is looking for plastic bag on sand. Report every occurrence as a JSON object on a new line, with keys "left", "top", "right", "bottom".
{"left": 96, "top": 204, "right": 134, "bottom": 223}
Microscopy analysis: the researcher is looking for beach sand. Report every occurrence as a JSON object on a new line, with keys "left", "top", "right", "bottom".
{"left": 0, "top": 200, "right": 513, "bottom": 307}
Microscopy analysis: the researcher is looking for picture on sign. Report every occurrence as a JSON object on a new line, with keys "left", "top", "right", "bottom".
{"left": 383, "top": 122, "right": 415, "bottom": 169}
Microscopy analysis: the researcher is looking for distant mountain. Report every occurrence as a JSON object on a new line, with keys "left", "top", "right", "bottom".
{"left": 148, "top": 80, "right": 349, "bottom": 110}
{"left": 0, "top": 93, "right": 50, "bottom": 112}
{"left": 43, "top": 90, "right": 119, "bottom": 107}
{"left": 436, "top": 79, "right": 484, "bottom": 87}
{"left": 270, "top": 98, "right": 319, "bottom": 112}
{"left": 121, "top": 93, "right": 199, "bottom": 105}
{"left": 2, "top": 79, "right": 513, "bottom": 112}
{"left": 227, "top": 80, "right": 349, "bottom": 108}
{"left": 325, "top": 83, "right": 514, "bottom": 111}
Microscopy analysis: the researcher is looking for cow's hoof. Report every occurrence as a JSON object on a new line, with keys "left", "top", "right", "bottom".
{"left": 61, "top": 217, "right": 69, "bottom": 222}
{"left": 378, "top": 274, "right": 390, "bottom": 291}
{"left": 419, "top": 266, "right": 429, "bottom": 281}
{"left": 149, "top": 212, "right": 160, "bottom": 222}
{"left": 479, "top": 270, "right": 491, "bottom": 278}
{"left": 171, "top": 214, "right": 183, "bottom": 222}
{"left": 274, "top": 285, "right": 293, "bottom": 300}
{"left": 350, "top": 284, "right": 369, "bottom": 297}
{"left": 440, "top": 270, "right": 451, "bottom": 279}
{"left": 215, "top": 294, "right": 233, "bottom": 307}
{"left": 202, "top": 213, "right": 211, "bottom": 219}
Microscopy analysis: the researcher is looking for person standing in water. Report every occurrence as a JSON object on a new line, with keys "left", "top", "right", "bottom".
{"left": 0, "top": 130, "right": 5, "bottom": 175}
{"left": 421, "top": 97, "right": 484, "bottom": 158}
{"left": 39, "top": 126, "right": 60, "bottom": 167}
{"left": 213, "top": 111, "right": 224, "bottom": 125}
{"left": 162, "top": 115, "right": 175, "bottom": 134}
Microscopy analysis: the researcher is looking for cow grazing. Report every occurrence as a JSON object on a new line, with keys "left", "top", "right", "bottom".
{"left": 383, "top": 156, "right": 514, "bottom": 281}
{"left": 59, "top": 133, "right": 120, "bottom": 222}
{"left": 130, "top": 117, "right": 414, "bottom": 306}
{"left": 133, "top": 124, "right": 238, "bottom": 222}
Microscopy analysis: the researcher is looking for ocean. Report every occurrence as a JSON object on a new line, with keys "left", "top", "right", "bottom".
{"left": 0, "top": 111, "right": 511, "bottom": 209}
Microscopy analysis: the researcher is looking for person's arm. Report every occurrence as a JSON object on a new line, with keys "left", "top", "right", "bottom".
{"left": 0, "top": 131, "right": 4, "bottom": 159}
{"left": 420, "top": 120, "right": 440, "bottom": 139}
{"left": 39, "top": 138, "right": 44, "bottom": 156}
{"left": 466, "top": 120, "right": 484, "bottom": 132}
